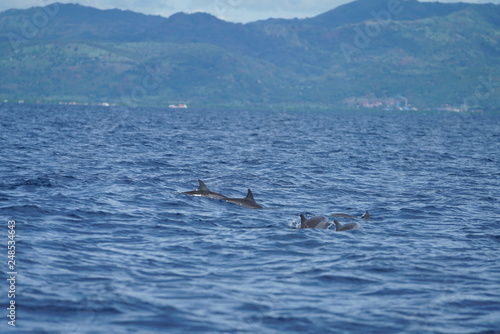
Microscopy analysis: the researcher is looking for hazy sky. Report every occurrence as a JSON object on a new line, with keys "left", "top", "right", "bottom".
{"left": 1, "top": 0, "right": 498, "bottom": 22}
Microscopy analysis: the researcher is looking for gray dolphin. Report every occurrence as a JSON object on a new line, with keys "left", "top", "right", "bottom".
{"left": 331, "top": 210, "right": 370, "bottom": 220}
{"left": 332, "top": 220, "right": 360, "bottom": 232}
{"left": 299, "top": 215, "right": 331, "bottom": 229}
{"left": 225, "top": 189, "right": 263, "bottom": 209}
{"left": 182, "top": 180, "right": 227, "bottom": 200}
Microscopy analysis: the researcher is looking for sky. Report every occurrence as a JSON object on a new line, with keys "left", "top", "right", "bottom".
{"left": 1, "top": 0, "right": 498, "bottom": 22}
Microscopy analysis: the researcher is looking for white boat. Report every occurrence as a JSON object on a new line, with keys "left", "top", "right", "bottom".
{"left": 169, "top": 104, "right": 188, "bottom": 109}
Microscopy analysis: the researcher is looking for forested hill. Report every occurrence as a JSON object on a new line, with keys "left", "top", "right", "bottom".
{"left": 0, "top": 0, "right": 499, "bottom": 109}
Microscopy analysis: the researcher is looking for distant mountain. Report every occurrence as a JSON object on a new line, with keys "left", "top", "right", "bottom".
{"left": 0, "top": 0, "right": 498, "bottom": 109}
{"left": 0, "top": 3, "right": 165, "bottom": 41}
{"left": 305, "top": 0, "right": 471, "bottom": 28}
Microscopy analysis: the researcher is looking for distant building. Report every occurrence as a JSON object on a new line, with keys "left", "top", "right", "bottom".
{"left": 169, "top": 104, "right": 188, "bottom": 109}
{"left": 343, "top": 95, "right": 416, "bottom": 110}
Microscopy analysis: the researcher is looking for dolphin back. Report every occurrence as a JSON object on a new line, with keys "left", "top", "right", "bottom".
{"left": 300, "top": 215, "right": 330, "bottom": 229}
{"left": 333, "top": 220, "right": 360, "bottom": 231}
{"left": 182, "top": 180, "right": 227, "bottom": 199}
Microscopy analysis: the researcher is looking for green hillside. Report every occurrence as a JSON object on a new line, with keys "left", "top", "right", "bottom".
{"left": 0, "top": 0, "right": 499, "bottom": 109}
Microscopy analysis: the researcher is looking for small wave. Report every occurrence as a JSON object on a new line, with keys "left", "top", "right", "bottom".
{"left": 0, "top": 178, "right": 51, "bottom": 189}
{"left": 23, "top": 176, "right": 53, "bottom": 187}
{"left": 0, "top": 204, "right": 52, "bottom": 216}
{"left": 1, "top": 174, "right": 79, "bottom": 190}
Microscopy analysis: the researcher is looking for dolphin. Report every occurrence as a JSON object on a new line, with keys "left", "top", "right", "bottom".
{"left": 332, "top": 220, "right": 360, "bottom": 232}
{"left": 182, "top": 180, "right": 228, "bottom": 200}
{"left": 331, "top": 210, "right": 370, "bottom": 220}
{"left": 225, "top": 189, "right": 263, "bottom": 209}
{"left": 299, "top": 215, "right": 331, "bottom": 229}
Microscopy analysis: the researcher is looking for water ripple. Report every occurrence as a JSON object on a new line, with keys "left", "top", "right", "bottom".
{"left": 0, "top": 105, "right": 499, "bottom": 333}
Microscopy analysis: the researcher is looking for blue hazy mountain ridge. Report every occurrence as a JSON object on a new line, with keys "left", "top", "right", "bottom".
{"left": 304, "top": 0, "right": 472, "bottom": 27}
{"left": 0, "top": 0, "right": 499, "bottom": 108}
{"left": 0, "top": 3, "right": 166, "bottom": 40}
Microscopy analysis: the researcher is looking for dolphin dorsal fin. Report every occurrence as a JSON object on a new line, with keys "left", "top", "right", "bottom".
{"left": 333, "top": 220, "right": 342, "bottom": 231}
{"left": 361, "top": 210, "right": 370, "bottom": 219}
{"left": 197, "top": 180, "right": 209, "bottom": 192}
{"left": 300, "top": 214, "right": 307, "bottom": 228}
{"left": 245, "top": 189, "right": 255, "bottom": 201}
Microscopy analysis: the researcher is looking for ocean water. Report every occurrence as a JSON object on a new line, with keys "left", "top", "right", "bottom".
{"left": 0, "top": 104, "right": 499, "bottom": 334}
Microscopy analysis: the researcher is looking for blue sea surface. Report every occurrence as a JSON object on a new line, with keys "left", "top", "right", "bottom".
{"left": 1, "top": 104, "right": 499, "bottom": 334}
